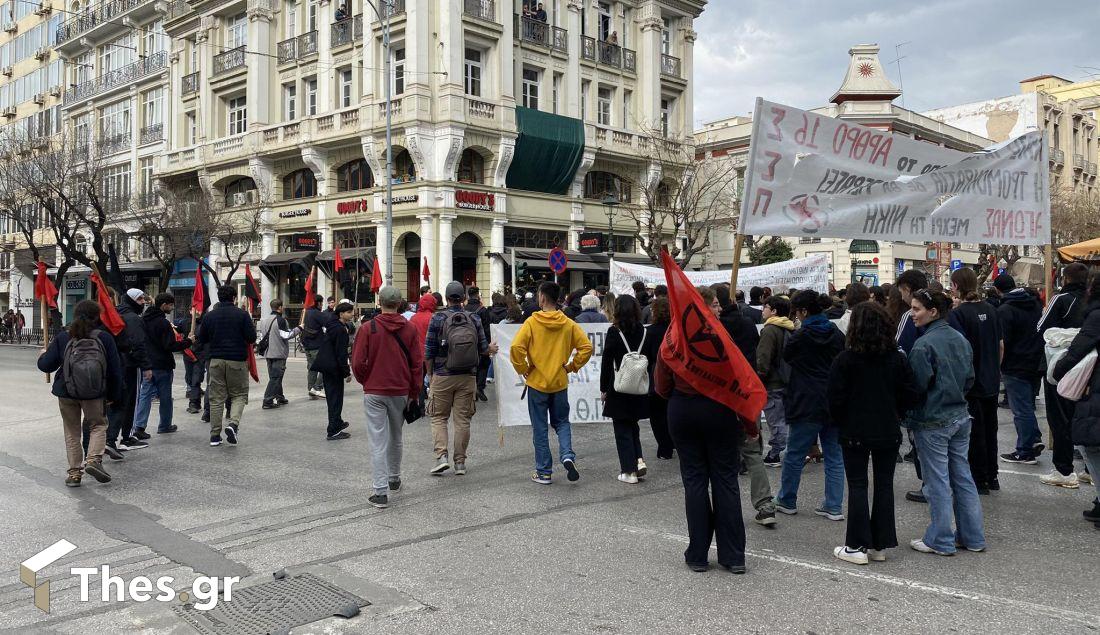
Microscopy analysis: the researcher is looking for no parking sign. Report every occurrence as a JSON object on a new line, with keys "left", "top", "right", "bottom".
{"left": 548, "top": 248, "right": 568, "bottom": 275}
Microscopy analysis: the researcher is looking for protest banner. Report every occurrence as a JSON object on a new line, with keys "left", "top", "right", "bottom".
{"left": 738, "top": 99, "right": 1051, "bottom": 247}
{"left": 610, "top": 254, "right": 830, "bottom": 296}
{"left": 492, "top": 323, "right": 609, "bottom": 426}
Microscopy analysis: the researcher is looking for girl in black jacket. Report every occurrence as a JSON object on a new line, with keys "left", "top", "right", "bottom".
{"left": 827, "top": 302, "right": 921, "bottom": 564}
{"left": 601, "top": 295, "right": 650, "bottom": 483}
{"left": 642, "top": 298, "right": 674, "bottom": 459}
{"left": 315, "top": 302, "right": 355, "bottom": 440}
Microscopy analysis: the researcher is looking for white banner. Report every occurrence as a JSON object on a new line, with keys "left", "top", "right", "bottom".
{"left": 492, "top": 323, "right": 610, "bottom": 426}
{"left": 739, "top": 99, "right": 1050, "bottom": 246}
{"left": 609, "top": 254, "right": 830, "bottom": 296}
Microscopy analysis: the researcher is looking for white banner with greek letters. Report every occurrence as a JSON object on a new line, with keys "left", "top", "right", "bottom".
{"left": 739, "top": 99, "right": 1050, "bottom": 246}
{"left": 491, "top": 323, "right": 610, "bottom": 426}
{"left": 609, "top": 254, "right": 830, "bottom": 296}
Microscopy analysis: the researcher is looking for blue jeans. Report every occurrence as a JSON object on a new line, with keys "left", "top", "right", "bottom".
{"left": 527, "top": 388, "right": 574, "bottom": 476}
{"left": 914, "top": 417, "right": 986, "bottom": 553}
{"left": 1003, "top": 374, "right": 1041, "bottom": 454}
{"left": 776, "top": 422, "right": 844, "bottom": 514}
{"left": 133, "top": 369, "right": 174, "bottom": 432}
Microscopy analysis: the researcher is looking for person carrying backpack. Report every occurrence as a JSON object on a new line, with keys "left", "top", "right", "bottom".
{"left": 424, "top": 281, "right": 493, "bottom": 476}
{"left": 600, "top": 295, "right": 650, "bottom": 484}
{"left": 757, "top": 295, "right": 795, "bottom": 467}
{"left": 37, "top": 300, "right": 124, "bottom": 487}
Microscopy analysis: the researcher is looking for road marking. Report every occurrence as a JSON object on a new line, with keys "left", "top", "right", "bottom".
{"left": 622, "top": 525, "right": 1100, "bottom": 628}
{"left": 998, "top": 468, "right": 1040, "bottom": 477}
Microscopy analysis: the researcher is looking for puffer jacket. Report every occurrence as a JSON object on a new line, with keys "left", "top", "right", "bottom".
{"left": 1053, "top": 301, "right": 1100, "bottom": 446}
{"left": 783, "top": 314, "right": 844, "bottom": 425}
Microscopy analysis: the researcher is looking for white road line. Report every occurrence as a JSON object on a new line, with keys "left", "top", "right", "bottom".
{"left": 622, "top": 525, "right": 1100, "bottom": 628}
{"left": 998, "top": 468, "right": 1041, "bottom": 477}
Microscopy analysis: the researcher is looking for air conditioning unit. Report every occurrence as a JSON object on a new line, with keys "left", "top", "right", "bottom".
{"left": 35, "top": 1, "right": 52, "bottom": 15}
{"left": 48, "top": 85, "right": 61, "bottom": 97}
{"left": 33, "top": 93, "right": 45, "bottom": 105}
{"left": 3, "top": 22, "right": 16, "bottom": 33}
{"left": 2, "top": 107, "right": 16, "bottom": 118}
{"left": 231, "top": 192, "right": 253, "bottom": 206}
{"left": 34, "top": 47, "right": 49, "bottom": 61}
{"left": 1, "top": 66, "right": 13, "bottom": 77}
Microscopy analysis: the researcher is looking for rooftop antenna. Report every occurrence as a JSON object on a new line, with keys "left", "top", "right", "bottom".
{"left": 890, "top": 41, "right": 911, "bottom": 108}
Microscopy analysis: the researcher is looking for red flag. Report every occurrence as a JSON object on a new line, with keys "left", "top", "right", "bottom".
{"left": 334, "top": 246, "right": 344, "bottom": 273}
{"left": 247, "top": 344, "right": 259, "bottom": 382}
{"left": 34, "top": 261, "right": 58, "bottom": 309}
{"left": 370, "top": 256, "right": 382, "bottom": 293}
{"left": 658, "top": 249, "right": 766, "bottom": 425}
{"left": 303, "top": 265, "right": 316, "bottom": 302}
{"left": 175, "top": 328, "right": 198, "bottom": 362}
{"left": 89, "top": 271, "right": 125, "bottom": 336}
{"left": 422, "top": 256, "right": 430, "bottom": 283}
{"left": 191, "top": 265, "right": 207, "bottom": 315}
{"left": 244, "top": 264, "right": 262, "bottom": 314}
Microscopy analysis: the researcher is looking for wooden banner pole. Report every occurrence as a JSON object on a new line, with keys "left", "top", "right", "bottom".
{"left": 41, "top": 296, "right": 50, "bottom": 382}
{"left": 728, "top": 233, "right": 747, "bottom": 291}
{"left": 1044, "top": 244, "right": 1054, "bottom": 306}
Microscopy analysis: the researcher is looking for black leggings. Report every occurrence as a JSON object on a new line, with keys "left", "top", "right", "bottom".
{"left": 612, "top": 418, "right": 643, "bottom": 474}
{"left": 842, "top": 441, "right": 899, "bottom": 551}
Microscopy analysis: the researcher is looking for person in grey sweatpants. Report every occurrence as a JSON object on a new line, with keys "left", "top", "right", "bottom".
{"left": 364, "top": 395, "right": 407, "bottom": 495}
{"left": 742, "top": 430, "right": 777, "bottom": 527}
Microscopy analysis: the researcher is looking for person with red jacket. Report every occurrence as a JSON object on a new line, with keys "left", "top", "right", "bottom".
{"left": 351, "top": 286, "right": 424, "bottom": 509}
{"left": 409, "top": 292, "right": 438, "bottom": 346}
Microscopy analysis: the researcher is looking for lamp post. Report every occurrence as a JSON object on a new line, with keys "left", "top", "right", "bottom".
{"left": 601, "top": 192, "right": 619, "bottom": 260}
{"left": 362, "top": 0, "right": 394, "bottom": 286}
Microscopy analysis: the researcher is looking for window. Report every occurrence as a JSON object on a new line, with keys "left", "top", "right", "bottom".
{"left": 143, "top": 20, "right": 166, "bottom": 55}
{"left": 75, "top": 52, "right": 92, "bottom": 85}
{"left": 622, "top": 90, "right": 631, "bottom": 130}
{"left": 285, "top": 0, "right": 297, "bottom": 37}
{"left": 552, "top": 73, "right": 562, "bottom": 114}
{"left": 139, "top": 157, "right": 155, "bottom": 198}
{"left": 283, "top": 83, "right": 297, "bottom": 120}
{"left": 185, "top": 112, "right": 197, "bottom": 144}
{"left": 227, "top": 13, "right": 247, "bottom": 49}
{"left": 597, "top": 86, "right": 612, "bottom": 126}
{"left": 141, "top": 87, "right": 164, "bottom": 128}
{"left": 392, "top": 47, "right": 405, "bottom": 95}
{"left": 189, "top": 38, "right": 199, "bottom": 73}
{"left": 224, "top": 177, "right": 258, "bottom": 207}
{"left": 597, "top": 1, "right": 610, "bottom": 41}
{"left": 306, "top": 77, "right": 317, "bottom": 115}
{"left": 228, "top": 96, "right": 247, "bottom": 135}
{"left": 339, "top": 69, "right": 353, "bottom": 108}
{"left": 584, "top": 171, "right": 630, "bottom": 202}
{"left": 393, "top": 149, "right": 416, "bottom": 182}
{"left": 283, "top": 169, "right": 317, "bottom": 199}
{"left": 457, "top": 149, "right": 485, "bottom": 183}
{"left": 307, "top": 0, "right": 317, "bottom": 31}
{"left": 521, "top": 68, "right": 539, "bottom": 110}
{"left": 581, "top": 80, "right": 589, "bottom": 120}
{"left": 661, "top": 17, "right": 671, "bottom": 55}
{"left": 848, "top": 239, "right": 879, "bottom": 254}
{"left": 464, "top": 48, "right": 482, "bottom": 97}
{"left": 100, "top": 34, "right": 134, "bottom": 75}
{"left": 660, "top": 98, "right": 671, "bottom": 136}
{"left": 100, "top": 163, "right": 131, "bottom": 203}
{"left": 337, "top": 159, "right": 373, "bottom": 192}
{"left": 98, "top": 99, "right": 131, "bottom": 141}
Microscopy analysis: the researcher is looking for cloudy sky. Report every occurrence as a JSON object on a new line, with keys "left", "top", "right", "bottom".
{"left": 692, "top": 0, "right": 1100, "bottom": 127}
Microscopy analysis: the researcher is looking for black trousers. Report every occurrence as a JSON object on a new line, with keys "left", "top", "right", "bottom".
{"left": 263, "top": 358, "right": 287, "bottom": 403}
{"left": 322, "top": 372, "right": 346, "bottom": 436}
{"left": 1044, "top": 379, "right": 1077, "bottom": 476}
{"left": 104, "top": 366, "right": 140, "bottom": 447}
{"left": 967, "top": 394, "right": 1000, "bottom": 486}
{"left": 668, "top": 392, "right": 746, "bottom": 568}
{"left": 612, "top": 418, "right": 643, "bottom": 474}
{"left": 907, "top": 428, "right": 923, "bottom": 481}
{"left": 476, "top": 355, "right": 490, "bottom": 392}
{"left": 842, "top": 441, "right": 899, "bottom": 551}
{"left": 648, "top": 394, "right": 674, "bottom": 459}
{"left": 185, "top": 356, "right": 205, "bottom": 406}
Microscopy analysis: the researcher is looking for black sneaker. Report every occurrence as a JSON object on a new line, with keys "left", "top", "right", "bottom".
{"left": 477, "top": 389, "right": 488, "bottom": 402}
{"left": 389, "top": 479, "right": 401, "bottom": 492}
{"left": 1032, "top": 442, "right": 1046, "bottom": 457}
{"left": 186, "top": 406, "right": 200, "bottom": 414}
{"left": 903, "top": 449, "right": 916, "bottom": 463}
{"left": 976, "top": 485, "right": 990, "bottom": 495}
{"left": 83, "top": 461, "right": 111, "bottom": 483}
{"left": 134, "top": 429, "right": 151, "bottom": 441}
{"left": 210, "top": 435, "right": 222, "bottom": 447}
{"left": 1084, "top": 500, "right": 1100, "bottom": 523}
{"left": 724, "top": 564, "right": 747, "bottom": 574}
{"left": 905, "top": 490, "right": 927, "bottom": 503}
{"left": 158, "top": 425, "right": 178, "bottom": 434}
{"left": 224, "top": 425, "right": 238, "bottom": 445}
{"left": 262, "top": 401, "right": 278, "bottom": 409}
{"left": 763, "top": 451, "right": 782, "bottom": 467}
{"left": 327, "top": 431, "right": 351, "bottom": 440}
{"left": 563, "top": 458, "right": 580, "bottom": 482}
{"left": 754, "top": 510, "right": 777, "bottom": 527}
{"left": 368, "top": 494, "right": 389, "bottom": 509}
{"left": 119, "top": 437, "right": 148, "bottom": 450}
{"left": 988, "top": 477, "right": 1000, "bottom": 491}
{"left": 200, "top": 412, "right": 210, "bottom": 423}
{"left": 104, "top": 444, "right": 124, "bottom": 461}
{"left": 277, "top": 397, "right": 289, "bottom": 405}
{"left": 1000, "top": 451, "right": 1037, "bottom": 465}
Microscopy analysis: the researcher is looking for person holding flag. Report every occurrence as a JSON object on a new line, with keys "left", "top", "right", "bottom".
{"left": 34, "top": 261, "right": 59, "bottom": 337}
{"left": 184, "top": 264, "right": 211, "bottom": 414}
{"left": 104, "top": 289, "right": 150, "bottom": 458}
{"left": 300, "top": 260, "right": 327, "bottom": 399}
{"left": 134, "top": 292, "right": 192, "bottom": 438}
{"left": 652, "top": 250, "right": 767, "bottom": 574}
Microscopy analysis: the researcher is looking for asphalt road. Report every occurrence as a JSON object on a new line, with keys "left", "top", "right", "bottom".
{"left": 0, "top": 345, "right": 1097, "bottom": 634}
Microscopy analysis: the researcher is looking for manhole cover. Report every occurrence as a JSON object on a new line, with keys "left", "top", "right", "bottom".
{"left": 173, "top": 572, "right": 369, "bottom": 634}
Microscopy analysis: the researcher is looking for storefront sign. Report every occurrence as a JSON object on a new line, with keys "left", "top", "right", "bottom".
{"left": 65, "top": 279, "right": 87, "bottom": 291}
{"left": 291, "top": 232, "right": 321, "bottom": 251}
{"left": 578, "top": 232, "right": 605, "bottom": 254}
{"left": 455, "top": 190, "right": 495, "bottom": 211}
{"left": 851, "top": 257, "right": 879, "bottom": 266}
{"left": 278, "top": 209, "right": 312, "bottom": 219}
{"left": 382, "top": 194, "right": 418, "bottom": 205}
{"left": 336, "top": 199, "right": 369, "bottom": 215}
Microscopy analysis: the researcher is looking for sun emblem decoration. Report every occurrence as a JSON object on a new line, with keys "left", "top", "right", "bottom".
{"left": 858, "top": 63, "right": 874, "bottom": 77}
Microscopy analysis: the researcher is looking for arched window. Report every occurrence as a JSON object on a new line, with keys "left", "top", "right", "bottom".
{"left": 583, "top": 170, "right": 631, "bottom": 202}
{"left": 337, "top": 159, "right": 373, "bottom": 192}
{"left": 849, "top": 239, "right": 879, "bottom": 254}
{"left": 655, "top": 181, "right": 673, "bottom": 208}
{"left": 392, "top": 149, "right": 416, "bottom": 183}
{"left": 456, "top": 149, "right": 485, "bottom": 183}
{"left": 223, "top": 176, "right": 257, "bottom": 207}
{"left": 282, "top": 169, "right": 317, "bottom": 199}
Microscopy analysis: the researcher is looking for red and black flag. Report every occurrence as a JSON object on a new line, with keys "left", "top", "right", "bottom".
{"left": 34, "top": 261, "right": 58, "bottom": 310}
{"left": 244, "top": 264, "right": 262, "bottom": 314}
{"left": 89, "top": 270, "right": 126, "bottom": 336}
{"left": 191, "top": 262, "right": 210, "bottom": 315}
{"left": 370, "top": 256, "right": 383, "bottom": 293}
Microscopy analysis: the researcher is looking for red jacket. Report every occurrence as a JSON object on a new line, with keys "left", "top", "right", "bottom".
{"left": 409, "top": 294, "right": 437, "bottom": 345}
{"left": 351, "top": 312, "right": 424, "bottom": 399}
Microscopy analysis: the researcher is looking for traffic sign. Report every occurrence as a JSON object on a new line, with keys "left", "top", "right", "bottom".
{"left": 548, "top": 247, "right": 568, "bottom": 275}
{"left": 950, "top": 259, "right": 963, "bottom": 271}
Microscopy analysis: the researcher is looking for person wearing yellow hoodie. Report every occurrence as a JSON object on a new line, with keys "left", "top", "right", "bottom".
{"left": 757, "top": 295, "right": 796, "bottom": 467}
{"left": 510, "top": 281, "right": 594, "bottom": 484}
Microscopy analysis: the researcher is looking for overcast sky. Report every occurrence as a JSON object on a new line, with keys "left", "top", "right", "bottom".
{"left": 692, "top": 0, "right": 1100, "bottom": 128}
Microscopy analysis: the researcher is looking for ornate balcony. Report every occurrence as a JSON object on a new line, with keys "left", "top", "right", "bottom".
{"left": 661, "top": 53, "right": 682, "bottom": 78}
{"left": 331, "top": 15, "right": 362, "bottom": 47}
{"left": 467, "top": 98, "right": 496, "bottom": 121}
{"left": 63, "top": 51, "right": 166, "bottom": 106}
{"left": 464, "top": 0, "right": 494, "bottom": 21}
{"left": 581, "top": 35, "right": 595, "bottom": 60}
{"left": 551, "top": 26, "right": 567, "bottom": 52}
{"left": 213, "top": 46, "right": 246, "bottom": 76}
{"left": 1051, "top": 147, "right": 1064, "bottom": 165}
{"left": 277, "top": 37, "right": 296, "bottom": 64}
{"left": 622, "top": 48, "right": 636, "bottom": 72}
{"left": 380, "top": 0, "right": 404, "bottom": 18}
{"left": 139, "top": 123, "right": 163, "bottom": 145}
{"left": 55, "top": 0, "right": 152, "bottom": 46}
{"left": 1073, "top": 153, "right": 1085, "bottom": 170}
{"left": 181, "top": 71, "right": 200, "bottom": 95}
{"left": 597, "top": 41, "right": 621, "bottom": 67}
{"left": 297, "top": 30, "right": 319, "bottom": 57}
{"left": 100, "top": 132, "right": 131, "bottom": 155}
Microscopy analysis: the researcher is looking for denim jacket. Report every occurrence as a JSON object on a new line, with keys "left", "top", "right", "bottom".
{"left": 904, "top": 319, "right": 974, "bottom": 430}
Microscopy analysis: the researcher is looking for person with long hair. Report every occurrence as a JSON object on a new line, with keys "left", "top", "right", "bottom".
{"left": 601, "top": 294, "right": 650, "bottom": 483}
{"left": 643, "top": 297, "right": 674, "bottom": 459}
{"left": 37, "top": 299, "right": 124, "bottom": 486}
{"left": 600, "top": 291, "right": 617, "bottom": 322}
{"left": 906, "top": 289, "right": 985, "bottom": 555}
{"left": 948, "top": 267, "right": 1003, "bottom": 493}
{"left": 828, "top": 303, "right": 920, "bottom": 564}
{"left": 775, "top": 290, "right": 846, "bottom": 521}
{"left": 502, "top": 293, "right": 523, "bottom": 324}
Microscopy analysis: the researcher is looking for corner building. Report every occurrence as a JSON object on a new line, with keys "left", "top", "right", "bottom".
{"left": 158, "top": 0, "right": 706, "bottom": 314}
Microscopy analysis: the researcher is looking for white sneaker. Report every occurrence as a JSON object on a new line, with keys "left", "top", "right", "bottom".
{"left": 617, "top": 473, "right": 639, "bottom": 484}
{"left": 867, "top": 549, "right": 887, "bottom": 562}
{"left": 910, "top": 539, "right": 953, "bottom": 556}
{"left": 308, "top": 388, "right": 325, "bottom": 398}
{"left": 833, "top": 546, "right": 868, "bottom": 565}
{"left": 1078, "top": 471, "right": 1093, "bottom": 485}
{"left": 1039, "top": 469, "right": 1080, "bottom": 489}
{"left": 636, "top": 458, "right": 648, "bottom": 478}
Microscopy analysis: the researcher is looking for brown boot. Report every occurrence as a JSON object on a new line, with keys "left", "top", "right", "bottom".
{"left": 83, "top": 461, "right": 111, "bottom": 483}
{"left": 65, "top": 472, "right": 82, "bottom": 487}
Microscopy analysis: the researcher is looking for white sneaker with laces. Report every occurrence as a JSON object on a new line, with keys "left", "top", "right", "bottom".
{"left": 617, "top": 473, "right": 639, "bottom": 484}
{"left": 833, "top": 546, "right": 868, "bottom": 565}
{"left": 910, "top": 539, "right": 953, "bottom": 556}
{"left": 867, "top": 549, "right": 887, "bottom": 562}
{"left": 1079, "top": 471, "right": 1093, "bottom": 485}
{"left": 1039, "top": 469, "right": 1080, "bottom": 489}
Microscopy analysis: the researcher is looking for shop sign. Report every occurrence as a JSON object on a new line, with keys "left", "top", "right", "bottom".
{"left": 65, "top": 279, "right": 87, "bottom": 291}
{"left": 851, "top": 257, "right": 880, "bottom": 266}
{"left": 578, "top": 232, "right": 605, "bottom": 254}
{"left": 336, "top": 199, "right": 369, "bottom": 215}
{"left": 278, "top": 208, "right": 312, "bottom": 219}
{"left": 455, "top": 190, "right": 494, "bottom": 211}
{"left": 291, "top": 232, "right": 321, "bottom": 251}
{"left": 382, "top": 194, "right": 418, "bottom": 205}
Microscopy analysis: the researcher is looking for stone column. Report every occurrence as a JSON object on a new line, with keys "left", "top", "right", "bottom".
{"left": 679, "top": 28, "right": 697, "bottom": 140}
{"left": 490, "top": 218, "right": 505, "bottom": 292}
{"left": 302, "top": 147, "right": 332, "bottom": 293}
{"left": 638, "top": 14, "right": 662, "bottom": 130}
{"left": 565, "top": 0, "right": 583, "bottom": 117}
{"left": 438, "top": 213, "right": 455, "bottom": 285}
{"left": 208, "top": 237, "right": 223, "bottom": 291}
{"left": 418, "top": 213, "right": 435, "bottom": 291}
{"left": 247, "top": 1, "right": 275, "bottom": 127}
{"left": 261, "top": 230, "right": 275, "bottom": 305}
{"left": 315, "top": 0, "right": 333, "bottom": 113}
{"left": 196, "top": 17, "right": 217, "bottom": 139}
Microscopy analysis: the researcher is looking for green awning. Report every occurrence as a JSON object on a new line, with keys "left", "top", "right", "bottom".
{"left": 506, "top": 107, "right": 585, "bottom": 195}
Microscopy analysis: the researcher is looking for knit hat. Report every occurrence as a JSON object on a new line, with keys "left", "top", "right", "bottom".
{"left": 126, "top": 288, "right": 145, "bottom": 302}
{"left": 992, "top": 274, "right": 1016, "bottom": 292}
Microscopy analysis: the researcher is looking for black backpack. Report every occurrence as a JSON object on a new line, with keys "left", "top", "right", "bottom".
{"left": 441, "top": 311, "right": 480, "bottom": 372}
{"left": 63, "top": 330, "right": 108, "bottom": 399}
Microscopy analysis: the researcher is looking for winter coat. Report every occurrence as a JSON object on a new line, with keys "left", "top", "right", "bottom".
{"left": 409, "top": 293, "right": 438, "bottom": 346}
{"left": 488, "top": 303, "right": 509, "bottom": 325}
{"left": 783, "top": 314, "right": 844, "bottom": 426}
{"left": 466, "top": 299, "right": 491, "bottom": 333}
{"left": 828, "top": 349, "right": 920, "bottom": 447}
{"left": 300, "top": 306, "right": 325, "bottom": 351}
{"left": 509, "top": 310, "right": 593, "bottom": 393}
{"left": 997, "top": 288, "right": 1044, "bottom": 379}
{"left": 948, "top": 301, "right": 1001, "bottom": 398}
{"left": 1038, "top": 282, "right": 1088, "bottom": 334}
{"left": 114, "top": 297, "right": 148, "bottom": 369}
{"left": 351, "top": 312, "right": 424, "bottom": 399}
{"left": 719, "top": 304, "right": 760, "bottom": 371}
{"left": 38, "top": 326, "right": 124, "bottom": 402}
{"left": 1053, "top": 301, "right": 1100, "bottom": 446}
{"left": 905, "top": 319, "right": 975, "bottom": 429}
{"left": 575, "top": 308, "right": 609, "bottom": 324}
{"left": 757, "top": 317, "right": 795, "bottom": 390}
{"left": 311, "top": 312, "right": 351, "bottom": 378}
{"left": 197, "top": 301, "right": 257, "bottom": 362}
{"left": 142, "top": 310, "right": 191, "bottom": 370}
{"left": 600, "top": 323, "right": 651, "bottom": 421}
{"left": 643, "top": 320, "right": 670, "bottom": 396}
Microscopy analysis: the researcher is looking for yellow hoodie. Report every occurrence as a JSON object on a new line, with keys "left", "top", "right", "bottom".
{"left": 510, "top": 310, "right": 594, "bottom": 393}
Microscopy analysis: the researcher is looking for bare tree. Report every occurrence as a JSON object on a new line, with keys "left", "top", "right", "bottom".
{"left": 1051, "top": 187, "right": 1100, "bottom": 250}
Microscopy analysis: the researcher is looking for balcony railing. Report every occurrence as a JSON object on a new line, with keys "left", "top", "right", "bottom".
{"left": 622, "top": 48, "right": 636, "bottom": 72}
{"left": 661, "top": 54, "right": 681, "bottom": 78}
{"left": 597, "top": 41, "right": 621, "bottom": 67}
{"left": 381, "top": 0, "right": 404, "bottom": 18}
{"left": 277, "top": 37, "right": 296, "bottom": 64}
{"left": 165, "top": 0, "right": 190, "bottom": 20}
{"left": 297, "top": 30, "right": 319, "bottom": 57}
{"left": 64, "top": 51, "right": 166, "bottom": 105}
{"left": 580, "top": 35, "right": 595, "bottom": 60}
{"left": 139, "top": 123, "right": 163, "bottom": 145}
{"left": 1091, "top": 161, "right": 1098, "bottom": 175}
{"left": 213, "top": 46, "right": 246, "bottom": 75}
{"left": 464, "top": 0, "right": 494, "bottom": 21}
{"left": 181, "top": 71, "right": 200, "bottom": 95}
{"left": 1051, "top": 147, "right": 1064, "bottom": 164}
{"left": 101, "top": 132, "right": 131, "bottom": 155}
{"left": 55, "top": 0, "right": 152, "bottom": 45}
{"left": 467, "top": 98, "right": 495, "bottom": 120}
{"left": 1073, "top": 153, "right": 1085, "bottom": 170}
{"left": 517, "top": 14, "right": 556, "bottom": 48}
{"left": 331, "top": 15, "right": 363, "bottom": 47}
{"left": 551, "top": 26, "right": 567, "bottom": 52}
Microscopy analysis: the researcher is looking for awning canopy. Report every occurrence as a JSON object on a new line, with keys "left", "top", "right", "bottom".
{"left": 316, "top": 247, "right": 375, "bottom": 276}
{"left": 46, "top": 259, "right": 163, "bottom": 277}
{"left": 258, "top": 251, "right": 316, "bottom": 282}
{"left": 505, "top": 107, "right": 585, "bottom": 195}
{"left": 1057, "top": 238, "right": 1100, "bottom": 263}
{"left": 502, "top": 248, "right": 653, "bottom": 273}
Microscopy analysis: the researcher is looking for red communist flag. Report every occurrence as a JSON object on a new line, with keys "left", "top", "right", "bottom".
{"left": 303, "top": 265, "right": 316, "bottom": 301}
{"left": 34, "top": 261, "right": 58, "bottom": 309}
{"left": 370, "top": 256, "right": 383, "bottom": 293}
{"left": 334, "top": 246, "right": 344, "bottom": 273}
{"left": 246, "top": 344, "right": 259, "bottom": 382}
{"left": 89, "top": 271, "right": 125, "bottom": 336}
{"left": 191, "top": 265, "right": 207, "bottom": 315}
{"left": 658, "top": 249, "right": 766, "bottom": 425}
{"left": 244, "top": 264, "right": 262, "bottom": 314}
{"left": 422, "top": 256, "right": 430, "bottom": 283}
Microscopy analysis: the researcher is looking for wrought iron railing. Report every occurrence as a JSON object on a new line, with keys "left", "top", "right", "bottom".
{"left": 181, "top": 71, "right": 200, "bottom": 94}
{"left": 165, "top": 0, "right": 190, "bottom": 20}
{"left": 661, "top": 53, "right": 681, "bottom": 77}
{"left": 64, "top": 51, "right": 166, "bottom": 105}
{"left": 139, "top": 123, "right": 162, "bottom": 145}
{"left": 1073, "top": 153, "right": 1085, "bottom": 169}
{"left": 464, "top": 0, "right": 494, "bottom": 21}
{"left": 277, "top": 37, "right": 296, "bottom": 64}
{"left": 551, "top": 26, "right": 567, "bottom": 52}
{"left": 517, "top": 14, "right": 548, "bottom": 46}
{"left": 598, "top": 41, "right": 621, "bottom": 67}
{"left": 622, "top": 48, "right": 636, "bottom": 71}
{"left": 331, "top": 16, "right": 354, "bottom": 47}
{"left": 297, "top": 30, "right": 318, "bottom": 57}
{"left": 580, "top": 35, "right": 595, "bottom": 60}
{"left": 55, "top": 0, "right": 151, "bottom": 45}
{"left": 100, "top": 132, "right": 131, "bottom": 155}
{"left": 213, "top": 45, "right": 246, "bottom": 75}
{"left": 381, "top": 0, "right": 404, "bottom": 18}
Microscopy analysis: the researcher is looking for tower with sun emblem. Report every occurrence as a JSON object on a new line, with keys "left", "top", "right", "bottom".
{"left": 829, "top": 44, "right": 902, "bottom": 115}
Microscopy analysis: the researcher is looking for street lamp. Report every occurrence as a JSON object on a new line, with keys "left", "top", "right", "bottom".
{"left": 362, "top": 0, "right": 394, "bottom": 286}
{"left": 602, "top": 192, "right": 618, "bottom": 260}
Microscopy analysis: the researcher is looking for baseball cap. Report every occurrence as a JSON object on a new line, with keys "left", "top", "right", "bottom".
{"left": 377, "top": 286, "right": 403, "bottom": 305}
{"left": 445, "top": 281, "right": 465, "bottom": 300}
{"left": 993, "top": 274, "right": 1016, "bottom": 292}
{"left": 126, "top": 288, "right": 145, "bottom": 302}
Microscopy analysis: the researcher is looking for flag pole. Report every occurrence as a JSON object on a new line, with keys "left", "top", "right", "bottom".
{"left": 1044, "top": 243, "right": 1054, "bottom": 305}
{"left": 728, "top": 233, "right": 747, "bottom": 291}
{"left": 41, "top": 295, "right": 50, "bottom": 382}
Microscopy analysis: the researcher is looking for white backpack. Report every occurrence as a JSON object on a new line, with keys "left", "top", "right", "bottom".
{"left": 613, "top": 327, "right": 650, "bottom": 395}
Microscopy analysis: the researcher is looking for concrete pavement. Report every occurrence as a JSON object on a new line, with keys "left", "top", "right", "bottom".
{"left": 0, "top": 346, "right": 1097, "bottom": 634}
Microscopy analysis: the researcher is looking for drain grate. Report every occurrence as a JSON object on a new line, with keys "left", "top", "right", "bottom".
{"left": 173, "top": 572, "right": 369, "bottom": 634}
